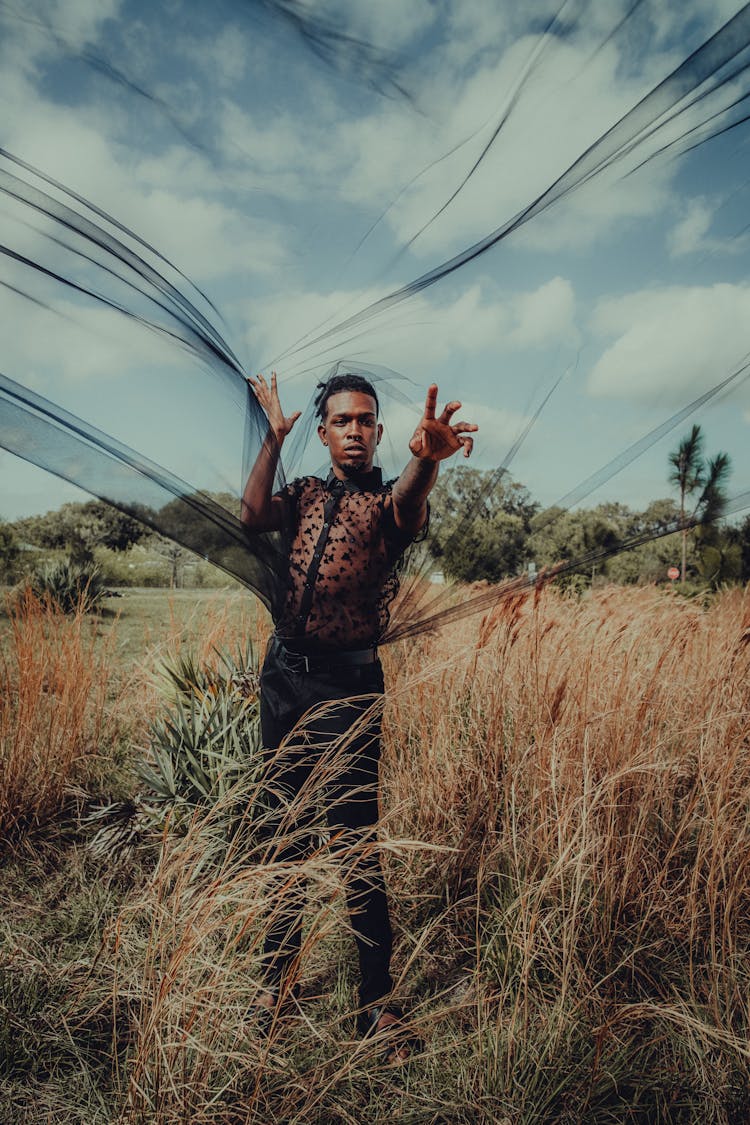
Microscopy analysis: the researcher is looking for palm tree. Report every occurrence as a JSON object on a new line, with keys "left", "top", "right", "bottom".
{"left": 668, "top": 425, "right": 731, "bottom": 582}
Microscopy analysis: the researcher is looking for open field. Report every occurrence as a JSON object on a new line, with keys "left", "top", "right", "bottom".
{"left": 2, "top": 583, "right": 750, "bottom": 1123}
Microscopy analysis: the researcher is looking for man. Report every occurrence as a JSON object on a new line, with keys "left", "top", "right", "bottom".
{"left": 241, "top": 370, "right": 477, "bottom": 1056}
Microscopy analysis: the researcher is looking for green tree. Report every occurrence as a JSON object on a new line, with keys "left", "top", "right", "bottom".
{"left": 12, "top": 500, "right": 147, "bottom": 561}
{"left": 694, "top": 536, "right": 742, "bottom": 588}
{"left": 640, "top": 498, "right": 681, "bottom": 535}
{"left": 0, "top": 520, "right": 20, "bottom": 583}
{"left": 528, "top": 505, "right": 624, "bottom": 591}
{"left": 738, "top": 514, "right": 750, "bottom": 584}
{"left": 604, "top": 499, "right": 681, "bottom": 585}
{"left": 428, "top": 467, "right": 538, "bottom": 583}
{"left": 668, "top": 425, "right": 731, "bottom": 583}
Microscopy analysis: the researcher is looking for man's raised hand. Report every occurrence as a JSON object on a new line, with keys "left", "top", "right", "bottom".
{"left": 409, "top": 383, "right": 478, "bottom": 462}
{"left": 247, "top": 371, "right": 301, "bottom": 443}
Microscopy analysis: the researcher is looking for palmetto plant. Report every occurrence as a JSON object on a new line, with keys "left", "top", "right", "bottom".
{"left": 30, "top": 557, "right": 109, "bottom": 614}
{"left": 84, "top": 641, "right": 266, "bottom": 859}
{"left": 140, "top": 643, "right": 261, "bottom": 818}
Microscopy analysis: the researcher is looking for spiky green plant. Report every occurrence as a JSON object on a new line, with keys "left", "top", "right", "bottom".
{"left": 29, "top": 557, "right": 109, "bottom": 614}
{"left": 138, "top": 642, "right": 262, "bottom": 833}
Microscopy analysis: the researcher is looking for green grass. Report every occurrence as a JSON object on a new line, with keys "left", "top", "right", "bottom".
{"left": 90, "top": 587, "right": 266, "bottom": 670}
{"left": 0, "top": 843, "right": 126, "bottom": 1123}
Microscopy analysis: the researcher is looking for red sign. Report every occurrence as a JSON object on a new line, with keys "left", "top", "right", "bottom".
{"left": 667, "top": 566, "right": 680, "bottom": 581}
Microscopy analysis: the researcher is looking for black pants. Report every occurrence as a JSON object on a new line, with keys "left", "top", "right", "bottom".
{"left": 259, "top": 635, "right": 393, "bottom": 1008}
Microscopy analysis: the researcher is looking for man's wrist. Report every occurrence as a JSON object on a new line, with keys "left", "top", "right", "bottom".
{"left": 411, "top": 452, "right": 439, "bottom": 469}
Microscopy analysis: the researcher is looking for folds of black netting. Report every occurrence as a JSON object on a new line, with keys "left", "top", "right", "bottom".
{"left": 0, "top": 372, "right": 289, "bottom": 615}
{"left": 331, "top": 355, "right": 750, "bottom": 644}
{"left": 0, "top": 148, "right": 244, "bottom": 389}
{"left": 2, "top": 346, "right": 746, "bottom": 648}
{"left": 273, "top": 2, "right": 750, "bottom": 368}
{"left": 2, "top": 1, "right": 750, "bottom": 646}
{"left": 384, "top": 496, "right": 750, "bottom": 644}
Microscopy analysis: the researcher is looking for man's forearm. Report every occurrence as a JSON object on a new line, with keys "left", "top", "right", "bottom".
{"left": 391, "top": 455, "right": 438, "bottom": 534}
{"left": 240, "top": 429, "right": 283, "bottom": 530}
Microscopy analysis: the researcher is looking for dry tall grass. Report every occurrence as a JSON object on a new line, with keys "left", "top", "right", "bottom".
{"left": 4, "top": 584, "right": 750, "bottom": 1122}
{"left": 0, "top": 590, "right": 117, "bottom": 839}
{"left": 382, "top": 584, "right": 750, "bottom": 1118}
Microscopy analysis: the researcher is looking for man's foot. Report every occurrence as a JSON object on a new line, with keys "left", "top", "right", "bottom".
{"left": 250, "top": 985, "right": 300, "bottom": 1037}
{"left": 356, "top": 1003, "right": 419, "bottom": 1065}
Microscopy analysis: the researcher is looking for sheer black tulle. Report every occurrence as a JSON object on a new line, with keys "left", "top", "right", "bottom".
{"left": 1, "top": 0, "right": 750, "bottom": 637}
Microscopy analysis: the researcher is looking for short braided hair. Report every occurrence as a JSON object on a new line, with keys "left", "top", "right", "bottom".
{"left": 314, "top": 373, "right": 379, "bottom": 420}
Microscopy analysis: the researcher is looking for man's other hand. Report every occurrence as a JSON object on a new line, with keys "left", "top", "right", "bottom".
{"left": 408, "top": 384, "right": 478, "bottom": 462}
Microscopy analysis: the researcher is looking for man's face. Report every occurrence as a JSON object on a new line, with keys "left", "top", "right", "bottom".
{"left": 318, "top": 390, "right": 382, "bottom": 475}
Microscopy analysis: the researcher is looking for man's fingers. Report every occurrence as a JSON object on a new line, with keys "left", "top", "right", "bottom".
{"left": 423, "top": 383, "right": 438, "bottom": 421}
{"left": 438, "top": 400, "right": 461, "bottom": 424}
{"left": 459, "top": 435, "right": 474, "bottom": 458}
{"left": 450, "top": 420, "right": 478, "bottom": 434}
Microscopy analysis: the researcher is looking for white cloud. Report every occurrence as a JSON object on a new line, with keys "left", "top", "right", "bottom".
{"left": 54, "top": 0, "right": 121, "bottom": 43}
{"left": 120, "top": 184, "right": 287, "bottom": 280}
{"left": 667, "top": 198, "right": 715, "bottom": 257}
{"left": 666, "top": 197, "right": 746, "bottom": 259}
{"left": 185, "top": 4, "right": 688, "bottom": 258}
{"left": 588, "top": 283, "right": 750, "bottom": 404}
{"left": 0, "top": 283, "right": 183, "bottom": 385}
{"left": 645, "top": 0, "right": 746, "bottom": 48}
{"left": 0, "top": 72, "right": 290, "bottom": 285}
{"left": 331, "top": 30, "right": 677, "bottom": 260}
{"left": 12, "top": 0, "right": 122, "bottom": 49}
{"left": 505, "top": 277, "right": 576, "bottom": 348}
{"left": 245, "top": 276, "right": 578, "bottom": 379}
{"left": 180, "top": 23, "right": 249, "bottom": 88}
{"left": 215, "top": 100, "right": 341, "bottom": 195}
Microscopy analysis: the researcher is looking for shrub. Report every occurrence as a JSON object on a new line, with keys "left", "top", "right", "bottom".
{"left": 0, "top": 522, "right": 20, "bottom": 583}
{"left": 138, "top": 643, "right": 262, "bottom": 833}
{"left": 30, "top": 557, "right": 110, "bottom": 614}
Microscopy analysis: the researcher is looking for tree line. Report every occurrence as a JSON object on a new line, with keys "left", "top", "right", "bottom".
{"left": 428, "top": 424, "right": 743, "bottom": 590}
{"left": 1, "top": 427, "right": 747, "bottom": 591}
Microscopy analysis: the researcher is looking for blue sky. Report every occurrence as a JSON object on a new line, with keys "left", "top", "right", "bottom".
{"left": 1, "top": 0, "right": 750, "bottom": 521}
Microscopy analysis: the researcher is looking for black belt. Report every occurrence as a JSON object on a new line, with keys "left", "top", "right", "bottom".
{"left": 275, "top": 639, "right": 378, "bottom": 674}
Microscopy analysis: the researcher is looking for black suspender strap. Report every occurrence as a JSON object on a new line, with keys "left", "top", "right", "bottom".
{"left": 292, "top": 482, "right": 344, "bottom": 636}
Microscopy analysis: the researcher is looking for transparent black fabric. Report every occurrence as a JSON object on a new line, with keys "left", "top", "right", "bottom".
{"left": 1, "top": 0, "right": 750, "bottom": 637}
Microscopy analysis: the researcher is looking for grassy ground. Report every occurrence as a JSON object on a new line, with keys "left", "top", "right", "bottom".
{"left": 2, "top": 583, "right": 750, "bottom": 1123}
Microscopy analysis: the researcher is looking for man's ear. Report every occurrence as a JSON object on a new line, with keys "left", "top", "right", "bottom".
{"left": 318, "top": 422, "right": 328, "bottom": 446}
{"left": 376, "top": 422, "right": 383, "bottom": 445}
